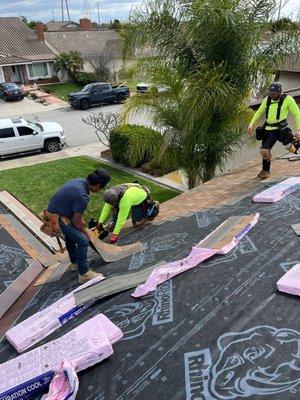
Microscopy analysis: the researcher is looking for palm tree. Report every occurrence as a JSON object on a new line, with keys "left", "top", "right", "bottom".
{"left": 54, "top": 51, "right": 84, "bottom": 82}
{"left": 122, "top": 0, "right": 300, "bottom": 188}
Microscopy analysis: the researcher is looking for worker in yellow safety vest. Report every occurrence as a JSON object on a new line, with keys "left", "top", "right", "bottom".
{"left": 248, "top": 82, "right": 300, "bottom": 179}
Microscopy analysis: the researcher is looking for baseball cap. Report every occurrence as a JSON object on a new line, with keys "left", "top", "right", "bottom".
{"left": 268, "top": 82, "right": 282, "bottom": 94}
{"left": 103, "top": 188, "right": 119, "bottom": 205}
{"left": 87, "top": 169, "right": 111, "bottom": 188}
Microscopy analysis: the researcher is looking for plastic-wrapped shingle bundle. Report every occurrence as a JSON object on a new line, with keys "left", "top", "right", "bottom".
{"left": 132, "top": 213, "right": 259, "bottom": 298}
{"left": 0, "top": 314, "right": 123, "bottom": 400}
{"left": 6, "top": 275, "right": 105, "bottom": 353}
{"left": 252, "top": 177, "right": 300, "bottom": 203}
{"left": 277, "top": 263, "right": 300, "bottom": 296}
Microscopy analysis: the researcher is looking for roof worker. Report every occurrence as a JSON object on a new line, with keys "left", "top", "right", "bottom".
{"left": 248, "top": 82, "right": 300, "bottom": 179}
{"left": 97, "top": 183, "right": 159, "bottom": 244}
{"left": 47, "top": 168, "right": 110, "bottom": 283}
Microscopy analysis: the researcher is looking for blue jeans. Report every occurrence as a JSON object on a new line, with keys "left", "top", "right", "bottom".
{"left": 60, "top": 221, "right": 89, "bottom": 275}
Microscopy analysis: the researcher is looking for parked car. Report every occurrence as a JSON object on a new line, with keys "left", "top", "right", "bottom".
{"left": 0, "top": 82, "right": 24, "bottom": 101}
{"left": 68, "top": 82, "right": 130, "bottom": 110}
{"left": 136, "top": 82, "right": 170, "bottom": 94}
{"left": 0, "top": 117, "right": 66, "bottom": 157}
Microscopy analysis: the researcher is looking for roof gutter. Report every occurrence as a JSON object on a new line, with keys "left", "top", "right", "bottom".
{"left": 0, "top": 60, "right": 55, "bottom": 67}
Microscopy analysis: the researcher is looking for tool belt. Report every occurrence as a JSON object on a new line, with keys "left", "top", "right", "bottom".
{"left": 264, "top": 119, "right": 287, "bottom": 129}
{"left": 39, "top": 210, "right": 68, "bottom": 253}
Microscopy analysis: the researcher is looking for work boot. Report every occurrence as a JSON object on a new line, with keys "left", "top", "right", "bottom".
{"left": 257, "top": 170, "right": 270, "bottom": 180}
{"left": 78, "top": 269, "right": 103, "bottom": 284}
{"left": 69, "top": 259, "right": 94, "bottom": 271}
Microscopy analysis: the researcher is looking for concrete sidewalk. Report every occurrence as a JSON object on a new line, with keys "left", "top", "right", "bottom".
{"left": 0, "top": 143, "right": 107, "bottom": 171}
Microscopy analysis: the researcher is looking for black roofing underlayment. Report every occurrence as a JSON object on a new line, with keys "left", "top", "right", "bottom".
{"left": 1, "top": 191, "right": 300, "bottom": 399}
{"left": 0, "top": 205, "right": 32, "bottom": 294}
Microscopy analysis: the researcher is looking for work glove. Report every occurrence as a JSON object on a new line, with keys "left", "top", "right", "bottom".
{"left": 96, "top": 222, "right": 104, "bottom": 232}
{"left": 247, "top": 124, "right": 254, "bottom": 135}
{"left": 109, "top": 233, "right": 119, "bottom": 244}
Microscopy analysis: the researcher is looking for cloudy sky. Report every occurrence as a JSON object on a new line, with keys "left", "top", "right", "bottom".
{"left": 0, "top": 0, "right": 298, "bottom": 23}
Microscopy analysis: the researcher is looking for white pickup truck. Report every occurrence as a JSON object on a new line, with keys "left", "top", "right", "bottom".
{"left": 0, "top": 117, "right": 66, "bottom": 157}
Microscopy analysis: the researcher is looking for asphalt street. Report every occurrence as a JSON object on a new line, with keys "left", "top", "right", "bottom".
{"left": 0, "top": 99, "right": 287, "bottom": 172}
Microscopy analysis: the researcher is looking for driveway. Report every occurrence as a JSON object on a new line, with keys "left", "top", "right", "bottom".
{"left": 0, "top": 97, "right": 66, "bottom": 118}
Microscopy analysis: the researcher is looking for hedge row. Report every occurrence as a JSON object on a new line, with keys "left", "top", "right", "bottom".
{"left": 109, "top": 124, "right": 164, "bottom": 168}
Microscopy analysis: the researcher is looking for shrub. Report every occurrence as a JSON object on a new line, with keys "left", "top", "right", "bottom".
{"left": 109, "top": 124, "right": 163, "bottom": 168}
{"left": 75, "top": 71, "right": 96, "bottom": 85}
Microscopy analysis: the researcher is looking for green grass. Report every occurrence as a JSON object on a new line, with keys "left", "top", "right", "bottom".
{"left": 39, "top": 83, "right": 83, "bottom": 101}
{"left": 0, "top": 156, "right": 179, "bottom": 222}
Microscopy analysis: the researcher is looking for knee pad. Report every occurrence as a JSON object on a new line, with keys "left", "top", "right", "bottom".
{"left": 260, "top": 148, "right": 271, "bottom": 160}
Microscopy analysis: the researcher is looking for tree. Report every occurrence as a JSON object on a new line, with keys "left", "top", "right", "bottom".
{"left": 82, "top": 112, "right": 120, "bottom": 147}
{"left": 54, "top": 51, "right": 84, "bottom": 82}
{"left": 271, "top": 17, "right": 299, "bottom": 32}
{"left": 122, "top": 0, "right": 300, "bottom": 188}
{"left": 87, "top": 49, "right": 117, "bottom": 81}
{"left": 20, "top": 15, "right": 37, "bottom": 30}
{"left": 109, "top": 19, "right": 122, "bottom": 30}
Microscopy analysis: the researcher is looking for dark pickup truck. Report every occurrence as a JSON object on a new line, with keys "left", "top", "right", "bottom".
{"left": 68, "top": 82, "right": 130, "bottom": 110}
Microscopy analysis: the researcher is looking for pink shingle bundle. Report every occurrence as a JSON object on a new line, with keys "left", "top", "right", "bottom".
{"left": 132, "top": 213, "right": 259, "bottom": 298}
{"left": 277, "top": 263, "right": 300, "bottom": 296}
{"left": 0, "top": 314, "right": 122, "bottom": 400}
{"left": 252, "top": 177, "right": 300, "bottom": 203}
{"left": 6, "top": 275, "right": 105, "bottom": 353}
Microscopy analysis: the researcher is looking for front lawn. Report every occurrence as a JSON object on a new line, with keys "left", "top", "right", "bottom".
{"left": 0, "top": 156, "right": 179, "bottom": 222}
{"left": 39, "top": 83, "right": 83, "bottom": 101}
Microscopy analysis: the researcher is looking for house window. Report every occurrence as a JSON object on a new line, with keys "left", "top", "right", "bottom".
{"left": 27, "top": 63, "right": 49, "bottom": 79}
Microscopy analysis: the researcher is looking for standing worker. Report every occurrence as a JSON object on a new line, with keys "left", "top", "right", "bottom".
{"left": 46, "top": 169, "right": 110, "bottom": 283}
{"left": 97, "top": 183, "right": 159, "bottom": 243}
{"left": 248, "top": 82, "right": 300, "bottom": 179}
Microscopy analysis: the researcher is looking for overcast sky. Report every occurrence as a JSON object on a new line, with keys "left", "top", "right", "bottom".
{"left": 0, "top": 0, "right": 298, "bottom": 23}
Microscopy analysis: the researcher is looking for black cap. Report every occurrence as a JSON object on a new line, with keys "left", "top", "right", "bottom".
{"left": 87, "top": 169, "right": 110, "bottom": 188}
{"left": 269, "top": 82, "right": 282, "bottom": 94}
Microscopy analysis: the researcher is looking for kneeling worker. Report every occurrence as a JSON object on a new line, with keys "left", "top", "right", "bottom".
{"left": 46, "top": 168, "right": 111, "bottom": 283}
{"left": 97, "top": 183, "right": 159, "bottom": 243}
{"left": 248, "top": 82, "right": 300, "bottom": 179}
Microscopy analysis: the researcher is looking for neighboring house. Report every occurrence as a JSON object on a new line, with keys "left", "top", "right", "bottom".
{"left": 277, "top": 56, "right": 300, "bottom": 91}
{"left": 46, "top": 20, "right": 99, "bottom": 32}
{"left": 44, "top": 19, "right": 121, "bottom": 80}
{"left": 46, "top": 21, "right": 81, "bottom": 32}
{"left": 0, "top": 17, "right": 56, "bottom": 84}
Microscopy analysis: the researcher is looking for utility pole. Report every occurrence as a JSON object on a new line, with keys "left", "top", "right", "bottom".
{"left": 65, "top": 0, "right": 71, "bottom": 21}
{"left": 61, "top": 0, "right": 64, "bottom": 21}
{"left": 97, "top": 1, "right": 100, "bottom": 26}
{"left": 278, "top": 0, "right": 283, "bottom": 19}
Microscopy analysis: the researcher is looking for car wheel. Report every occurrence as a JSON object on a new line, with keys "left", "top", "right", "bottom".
{"left": 80, "top": 99, "right": 90, "bottom": 110}
{"left": 117, "top": 93, "right": 126, "bottom": 104}
{"left": 45, "top": 140, "right": 60, "bottom": 153}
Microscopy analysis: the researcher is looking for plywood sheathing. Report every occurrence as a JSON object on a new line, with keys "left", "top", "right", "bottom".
{"left": 0, "top": 191, "right": 61, "bottom": 252}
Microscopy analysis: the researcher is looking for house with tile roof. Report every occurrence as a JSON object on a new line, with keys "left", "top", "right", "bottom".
{"left": 44, "top": 19, "right": 122, "bottom": 79}
{"left": 0, "top": 17, "right": 57, "bottom": 84}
